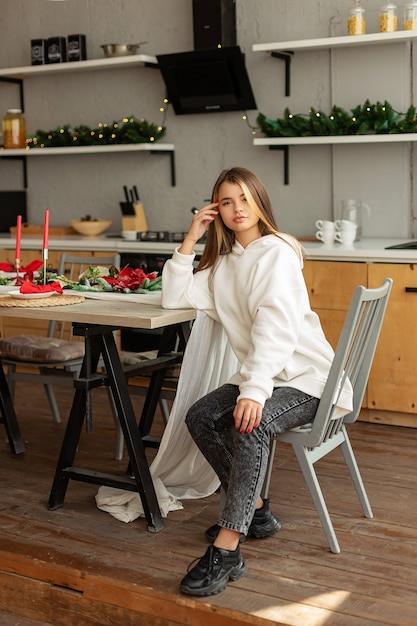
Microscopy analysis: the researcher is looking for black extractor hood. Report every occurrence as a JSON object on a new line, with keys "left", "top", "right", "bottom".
{"left": 156, "top": 0, "right": 257, "bottom": 115}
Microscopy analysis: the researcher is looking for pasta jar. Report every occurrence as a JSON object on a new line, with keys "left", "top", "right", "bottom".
{"left": 379, "top": 3, "right": 398, "bottom": 32}
{"left": 404, "top": 1, "right": 417, "bottom": 30}
{"left": 2, "top": 109, "right": 26, "bottom": 149}
{"left": 348, "top": 1, "right": 366, "bottom": 35}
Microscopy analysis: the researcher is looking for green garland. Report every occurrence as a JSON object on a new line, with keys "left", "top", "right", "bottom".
{"left": 257, "top": 100, "right": 417, "bottom": 138}
{"left": 26, "top": 115, "right": 166, "bottom": 149}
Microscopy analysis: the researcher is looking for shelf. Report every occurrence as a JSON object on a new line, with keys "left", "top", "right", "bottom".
{"left": 0, "top": 143, "right": 176, "bottom": 186}
{"left": 0, "top": 54, "right": 158, "bottom": 79}
{"left": 253, "top": 31, "right": 417, "bottom": 96}
{"left": 0, "top": 143, "right": 174, "bottom": 156}
{"left": 254, "top": 134, "right": 417, "bottom": 185}
{"left": 254, "top": 134, "right": 417, "bottom": 146}
{"left": 252, "top": 30, "right": 417, "bottom": 53}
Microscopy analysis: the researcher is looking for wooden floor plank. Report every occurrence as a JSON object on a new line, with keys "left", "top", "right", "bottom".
{"left": 1, "top": 384, "right": 417, "bottom": 625}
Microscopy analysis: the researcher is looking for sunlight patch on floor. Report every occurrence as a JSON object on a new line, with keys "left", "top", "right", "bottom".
{"left": 252, "top": 591, "right": 351, "bottom": 624}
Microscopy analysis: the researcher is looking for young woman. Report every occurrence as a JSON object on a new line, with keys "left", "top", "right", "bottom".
{"left": 162, "top": 167, "right": 353, "bottom": 596}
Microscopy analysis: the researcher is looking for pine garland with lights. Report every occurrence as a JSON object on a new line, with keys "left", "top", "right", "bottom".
{"left": 257, "top": 100, "right": 417, "bottom": 138}
{"left": 27, "top": 115, "right": 166, "bottom": 149}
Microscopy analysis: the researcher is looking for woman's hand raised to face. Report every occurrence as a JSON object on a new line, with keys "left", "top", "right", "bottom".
{"left": 179, "top": 202, "right": 219, "bottom": 255}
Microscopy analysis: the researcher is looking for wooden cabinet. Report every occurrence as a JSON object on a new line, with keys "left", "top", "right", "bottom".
{"left": 367, "top": 263, "right": 417, "bottom": 415}
{"left": 303, "top": 259, "right": 367, "bottom": 350}
{"left": 303, "top": 259, "right": 417, "bottom": 427}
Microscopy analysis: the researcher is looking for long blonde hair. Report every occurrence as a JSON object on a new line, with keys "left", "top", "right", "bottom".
{"left": 196, "top": 167, "right": 302, "bottom": 272}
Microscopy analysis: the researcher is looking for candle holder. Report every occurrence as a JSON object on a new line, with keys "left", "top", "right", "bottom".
{"left": 43, "top": 254, "right": 48, "bottom": 285}
{"left": 14, "top": 258, "right": 24, "bottom": 286}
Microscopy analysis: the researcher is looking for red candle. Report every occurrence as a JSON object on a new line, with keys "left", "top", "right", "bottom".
{"left": 15, "top": 214, "right": 22, "bottom": 261}
{"left": 43, "top": 209, "right": 49, "bottom": 251}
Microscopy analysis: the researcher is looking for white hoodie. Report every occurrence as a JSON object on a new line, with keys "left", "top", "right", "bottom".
{"left": 162, "top": 234, "right": 353, "bottom": 412}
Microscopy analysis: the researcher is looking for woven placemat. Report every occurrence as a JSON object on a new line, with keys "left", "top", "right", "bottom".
{"left": 0, "top": 294, "right": 85, "bottom": 307}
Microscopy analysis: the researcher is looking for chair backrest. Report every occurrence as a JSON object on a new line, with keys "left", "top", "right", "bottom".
{"left": 303, "top": 278, "right": 393, "bottom": 448}
{"left": 48, "top": 252, "right": 120, "bottom": 340}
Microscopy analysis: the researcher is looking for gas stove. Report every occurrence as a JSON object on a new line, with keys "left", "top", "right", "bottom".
{"left": 135, "top": 230, "right": 187, "bottom": 242}
{"left": 108, "top": 230, "right": 206, "bottom": 243}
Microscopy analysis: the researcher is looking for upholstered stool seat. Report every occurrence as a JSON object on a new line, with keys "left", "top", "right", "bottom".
{"left": 0, "top": 334, "right": 85, "bottom": 363}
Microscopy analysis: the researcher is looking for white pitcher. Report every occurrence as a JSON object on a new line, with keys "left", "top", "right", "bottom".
{"left": 340, "top": 199, "right": 371, "bottom": 241}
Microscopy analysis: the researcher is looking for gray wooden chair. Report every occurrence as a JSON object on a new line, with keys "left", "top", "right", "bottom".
{"left": 0, "top": 252, "right": 120, "bottom": 424}
{"left": 262, "top": 278, "right": 393, "bottom": 553}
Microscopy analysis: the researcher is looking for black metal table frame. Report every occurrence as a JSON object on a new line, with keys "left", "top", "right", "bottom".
{"left": 47, "top": 321, "right": 186, "bottom": 533}
{"left": 0, "top": 365, "right": 25, "bottom": 455}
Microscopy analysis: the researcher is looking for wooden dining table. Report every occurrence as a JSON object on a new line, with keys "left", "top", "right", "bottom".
{"left": 0, "top": 293, "right": 196, "bottom": 533}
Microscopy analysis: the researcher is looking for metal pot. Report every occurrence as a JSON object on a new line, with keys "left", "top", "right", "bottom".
{"left": 100, "top": 43, "right": 147, "bottom": 58}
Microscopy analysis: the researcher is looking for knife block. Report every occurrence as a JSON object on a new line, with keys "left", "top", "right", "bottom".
{"left": 121, "top": 202, "right": 148, "bottom": 232}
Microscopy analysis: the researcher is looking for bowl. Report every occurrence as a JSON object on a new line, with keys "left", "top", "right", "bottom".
{"left": 121, "top": 230, "right": 137, "bottom": 240}
{"left": 100, "top": 43, "right": 146, "bottom": 58}
{"left": 70, "top": 219, "right": 112, "bottom": 236}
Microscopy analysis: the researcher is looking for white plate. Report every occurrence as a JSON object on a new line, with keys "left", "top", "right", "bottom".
{"left": 81, "top": 291, "right": 162, "bottom": 304}
{"left": 8, "top": 290, "right": 59, "bottom": 300}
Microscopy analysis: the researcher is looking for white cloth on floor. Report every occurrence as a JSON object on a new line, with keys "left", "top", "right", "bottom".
{"left": 95, "top": 311, "right": 239, "bottom": 522}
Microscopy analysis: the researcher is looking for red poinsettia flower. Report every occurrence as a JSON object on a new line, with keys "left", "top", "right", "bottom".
{"left": 101, "top": 266, "right": 158, "bottom": 291}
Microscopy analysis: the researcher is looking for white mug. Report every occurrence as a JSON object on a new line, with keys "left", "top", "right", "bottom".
{"left": 316, "top": 230, "right": 335, "bottom": 245}
{"left": 315, "top": 219, "right": 335, "bottom": 231}
{"left": 335, "top": 219, "right": 357, "bottom": 232}
{"left": 335, "top": 226, "right": 357, "bottom": 246}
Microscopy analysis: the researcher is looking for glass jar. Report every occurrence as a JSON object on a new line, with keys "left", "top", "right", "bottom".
{"left": 404, "top": 1, "right": 417, "bottom": 30}
{"left": 348, "top": 1, "right": 366, "bottom": 35}
{"left": 2, "top": 109, "right": 26, "bottom": 149}
{"left": 379, "top": 3, "right": 398, "bottom": 32}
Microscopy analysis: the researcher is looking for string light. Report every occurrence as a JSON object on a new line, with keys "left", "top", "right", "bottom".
{"left": 158, "top": 96, "right": 170, "bottom": 126}
{"left": 257, "top": 99, "right": 417, "bottom": 137}
{"left": 241, "top": 111, "right": 259, "bottom": 136}
{"left": 26, "top": 115, "right": 166, "bottom": 148}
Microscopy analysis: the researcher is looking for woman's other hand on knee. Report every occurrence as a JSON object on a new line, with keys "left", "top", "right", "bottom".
{"left": 233, "top": 399, "right": 262, "bottom": 434}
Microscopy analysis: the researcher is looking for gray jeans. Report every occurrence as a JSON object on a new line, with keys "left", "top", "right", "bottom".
{"left": 185, "top": 384, "right": 319, "bottom": 535}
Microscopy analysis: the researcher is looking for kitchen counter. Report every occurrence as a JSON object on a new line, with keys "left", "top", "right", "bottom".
{"left": 301, "top": 238, "right": 417, "bottom": 263}
{"left": 0, "top": 234, "right": 417, "bottom": 263}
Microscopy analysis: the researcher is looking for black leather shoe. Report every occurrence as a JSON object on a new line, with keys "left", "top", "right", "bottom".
{"left": 205, "top": 499, "right": 281, "bottom": 543}
{"left": 180, "top": 545, "right": 247, "bottom": 596}
{"left": 249, "top": 498, "right": 281, "bottom": 538}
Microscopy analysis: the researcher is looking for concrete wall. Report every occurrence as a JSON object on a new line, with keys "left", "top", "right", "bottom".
{"left": 0, "top": 0, "right": 415, "bottom": 238}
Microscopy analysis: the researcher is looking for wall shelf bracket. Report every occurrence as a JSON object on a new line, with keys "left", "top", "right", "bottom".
{"left": 0, "top": 76, "right": 25, "bottom": 111}
{"left": 269, "top": 145, "right": 289, "bottom": 185}
{"left": 151, "top": 149, "right": 176, "bottom": 186}
{"left": 270, "top": 51, "right": 293, "bottom": 97}
{"left": 2, "top": 155, "right": 27, "bottom": 189}
{"left": 0, "top": 76, "right": 26, "bottom": 188}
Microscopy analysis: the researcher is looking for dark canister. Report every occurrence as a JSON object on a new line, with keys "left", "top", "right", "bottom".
{"left": 31, "top": 39, "right": 47, "bottom": 65}
{"left": 67, "top": 34, "right": 87, "bottom": 61}
{"left": 46, "top": 37, "right": 67, "bottom": 63}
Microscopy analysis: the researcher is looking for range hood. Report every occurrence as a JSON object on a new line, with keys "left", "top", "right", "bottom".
{"left": 157, "top": 46, "right": 257, "bottom": 115}
{"left": 156, "top": 0, "right": 257, "bottom": 115}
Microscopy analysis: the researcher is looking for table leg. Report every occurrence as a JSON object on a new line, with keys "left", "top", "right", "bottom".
{"left": 137, "top": 321, "right": 190, "bottom": 445}
{"left": 48, "top": 334, "right": 100, "bottom": 509}
{"left": 100, "top": 329, "right": 164, "bottom": 532}
{"left": 0, "top": 362, "right": 25, "bottom": 454}
{"left": 48, "top": 324, "right": 164, "bottom": 533}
